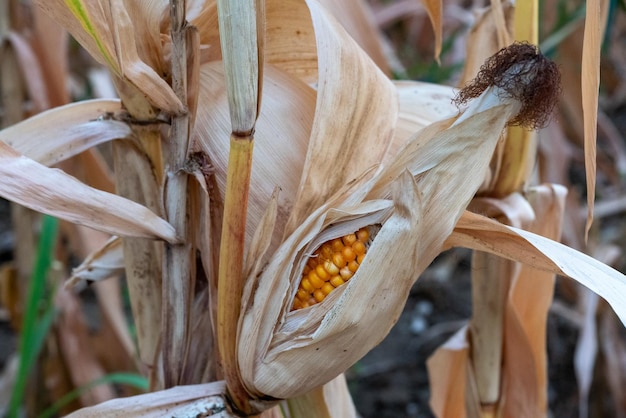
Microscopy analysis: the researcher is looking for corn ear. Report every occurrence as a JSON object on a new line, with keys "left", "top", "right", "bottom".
{"left": 238, "top": 77, "right": 538, "bottom": 400}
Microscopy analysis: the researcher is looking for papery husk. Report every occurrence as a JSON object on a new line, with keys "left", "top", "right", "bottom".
{"left": 0, "top": 99, "right": 129, "bottom": 166}
{"left": 284, "top": 0, "right": 398, "bottom": 234}
{"left": 0, "top": 140, "right": 177, "bottom": 242}
{"left": 285, "top": 374, "right": 358, "bottom": 418}
{"left": 192, "top": 61, "right": 315, "bottom": 254}
{"left": 239, "top": 95, "right": 522, "bottom": 400}
{"left": 389, "top": 80, "right": 457, "bottom": 158}
{"left": 35, "top": 0, "right": 184, "bottom": 113}
{"left": 66, "top": 236, "right": 124, "bottom": 288}
{"left": 446, "top": 210, "right": 626, "bottom": 325}
{"left": 66, "top": 381, "right": 231, "bottom": 418}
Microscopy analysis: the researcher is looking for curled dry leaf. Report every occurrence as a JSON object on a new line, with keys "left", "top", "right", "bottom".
{"left": 0, "top": 99, "right": 129, "bottom": 165}
{"left": 447, "top": 210, "right": 626, "bottom": 325}
{"left": 0, "top": 140, "right": 178, "bottom": 242}
{"left": 66, "top": 381, "right": 230, "bottom": 418}
{"left": 66, "top": 236, "right": 124, "bottom": 288}
{"left": 35, "top": 0, "right": 183, "bottom": 113}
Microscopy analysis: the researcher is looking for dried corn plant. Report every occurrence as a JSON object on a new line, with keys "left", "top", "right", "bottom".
{"left": 0, "top": 0, "right": 625, "bottom": 417}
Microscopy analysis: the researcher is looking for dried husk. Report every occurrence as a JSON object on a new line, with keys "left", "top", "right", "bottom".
{"left": 35, "top": 0, "right": 183, "bottom": 113}
{"left": 66, "top": 236, "right": 124, "bottom": 288}
{"left": 238, "top": 91, "right": 522, "bottom": 400}
{"left": 0, "top": 99, "right": 129, "bottom": 166}
{"left": 0, "top": 140, "right": 177, "bottom": 242}
{"left": 66, "top": 381, "right": 230, "bottom": 418}
{"left": 446, "top": 211, "right": 626, "bottom": 325}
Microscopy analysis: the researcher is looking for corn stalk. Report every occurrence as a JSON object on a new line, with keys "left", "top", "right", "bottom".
{"left": 467, "top": 1, "right": 540, "bottom": 415}
{"left": 215, "top": 0, "right": 263, "bottom": 413}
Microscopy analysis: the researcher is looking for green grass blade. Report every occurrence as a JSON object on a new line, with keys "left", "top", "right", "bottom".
{"left": 7, "top": 215, "right": 59, "bottom": 418}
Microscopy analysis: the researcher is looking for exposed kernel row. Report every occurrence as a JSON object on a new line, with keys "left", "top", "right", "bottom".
{"left": 292, "top": 227, "right": 370, "bottom": 310}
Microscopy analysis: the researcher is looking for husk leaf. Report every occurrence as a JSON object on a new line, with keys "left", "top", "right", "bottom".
{"left": 447, "top": 210, "right": 626, "bottom": 326}
{"left": 0, "top": 141, "right": 178, "bottom": 242}
{"left": 239, "top": 95, "right": 522, "bottom": 400}
{"left": 0, "top": 99, "right": 129, "bottom": 166}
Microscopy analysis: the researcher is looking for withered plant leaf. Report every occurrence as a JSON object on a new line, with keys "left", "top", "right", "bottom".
{"left": 66, "top": 381, "right": 230, "bottom": 417}
{"left": 35, "top": 0, "right": 183, "bottom": 113}
{"left": 317, "top": 0, "right": 390, "bottom": 73}
{"left": 0, "top": 99, "right": 129, "bottom": 166}
{"left": 55, "top": 289, "right": 116, "bottom": 406}
{"left": 0, "top": 141, "right": 178, "bottom": 242}
{"left": 284, "top": 0, "right": 398, "bottom": 234}
{"left": 193, "top": 62, "right": 315, "bottom": 252}
{"left": 581, "top": 0, "right": 609, "bottom": 237}
{"left": 31, "top": 5, "right": 70, "bottom": 106}
{"left": 2, "top": 32, "right": 50, "bottom": 112}
{"left": 421, "top": 0, "right": 443, "bottom": 63}
{"left": 427, "top": 326, "right": 471, "bottom": 418}
{"left": 286, "top": 374, "right": 358, "bottom": 418}
{"left": 447, "top": 211, "right": 626, "bottom": 325}
{"left": 265, "top": 0, "right": 318, "bottom": 84}
{"left": 66, "top": 236, "right": 124, "bottom": 288}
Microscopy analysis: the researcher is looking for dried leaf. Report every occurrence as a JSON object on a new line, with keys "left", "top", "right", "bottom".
{"left": 286, "top": 374, "right": 358, "bottom": 418}
{"left": 427, "top": 326, "right": 471, "bottom": 418}
{"left": 581, "top": 0, "right": 609, "bottom": 237}
{"left": 0, "top": 99, "right": 129, "bottom": 166}
{"left": 55, "top": 289, "right": 116, "bottom": 406}
{"left": 35, "top": 0, "right": 183, "bottom": 113}
{"left": 284, "top": 0, "right": 398, "bottom": 234}
{"left": 66, "top": 236, "right": 124, "bottom": 288}
{"left": 421, "top": 0, "right": 443, "bottom": 63}
{"left": 3, "top": 32, "right": 50, "bottom": 112}
{"left": 193, "top": 62, "right": 315, "bottom": 253}
{"left": 66, "top": 381, "right": 230, "bottom": 417}
{"left": 0, "top": 141, "right": 178, "bottom": 242}
{"left": 447, "top": 211, "right": 626, "bottom": 326}
{"left": 317, "top": 0, "right": 390, "bottom": 73}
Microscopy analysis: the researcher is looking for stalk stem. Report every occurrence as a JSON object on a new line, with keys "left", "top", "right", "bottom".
{"left": 217, "top": 135, "right": 254, "bottom": 415}
{"left": 161, "top": 0, "right": 192, "bottom": 388}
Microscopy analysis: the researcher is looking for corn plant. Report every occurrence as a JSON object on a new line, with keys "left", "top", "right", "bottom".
{"left": 0, "top": 0, "right": 625, "bottom": 417}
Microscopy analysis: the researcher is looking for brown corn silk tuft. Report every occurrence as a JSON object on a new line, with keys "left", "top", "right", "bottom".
{"left": 454, "top": 42, "right": 561, "bottom": 130}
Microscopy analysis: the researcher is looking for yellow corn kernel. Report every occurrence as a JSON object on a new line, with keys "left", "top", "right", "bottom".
{"left": 321, "top": 282, "right": 334, "bottom": 295}
{"left": 308, "top": 271, "right": 325, "bottom": 289}
{"left": 341, "top": 233, "right": 357, "bottom": 246}
{"left": 330, "top": 275, "right": 345, "bottom": 287}
{"left": 331, "top": 238, "right": 344, "bottom": 252}
{"left": 316, "top": 265, "right": 330, "bottom": 280}
{"left": 342, "top": 246, "right": 357, "bottom": 263}
{"left": 320, "top": 243, "right": 333, "bottom": 259}
{"left": 332, "top": 253, "right": 345, "bottom": 269}
{"left": 301, "top": 278, "right": 314, "bottom": 293}
{"left": 353, "top": 241, "right": 366, "bottom": 256}
{"left": 291, "top": 226, "right": 375, "bottom": 311}
{"left": 339, "top": 266, "right": 353, "bottom": 280}
{"left": 348, "top": 260, "right": 359, "bottom": 273}
{"left": 324, "top": 259, "right": 340, "bottom": 275}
